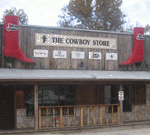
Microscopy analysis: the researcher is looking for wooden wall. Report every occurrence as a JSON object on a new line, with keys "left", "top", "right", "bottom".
{"left": 0, "top": 24, "right": 150, "bottom": 71}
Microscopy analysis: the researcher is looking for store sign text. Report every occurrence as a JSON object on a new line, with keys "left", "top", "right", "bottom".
{"left": 35, "top": 34, "right": 116, "bottom": 49}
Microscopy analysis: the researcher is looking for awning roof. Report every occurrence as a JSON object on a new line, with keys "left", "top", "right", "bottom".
{"left": 1, "top": 69, "right": 150, "bottom": 82}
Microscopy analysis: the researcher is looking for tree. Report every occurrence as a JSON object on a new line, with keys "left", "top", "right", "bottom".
{"left": 1, "top": 7, "right": 28, "bottom": 25}
{"left": 124, "top": 23, "right": 150, "bottom": 34}
{"left": 57, "top": 0, "right": 126, "bottom": 31}
{"left": 144, "top": 24, "right": 150, "bottom": 34}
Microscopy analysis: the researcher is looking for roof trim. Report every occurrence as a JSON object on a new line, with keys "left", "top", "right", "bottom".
{"left": 1, "top": 23, "right": 150, "bottom": 36}
{"left": 0, "top": 23, "right": 132, "bottom": 35}
{"left": 0, "top": 69, "right": 150, "bottom": 82}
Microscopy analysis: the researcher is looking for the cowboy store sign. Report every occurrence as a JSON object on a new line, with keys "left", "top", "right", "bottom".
{"left": 35, "top": 34, "right": 117, "bottom": 49}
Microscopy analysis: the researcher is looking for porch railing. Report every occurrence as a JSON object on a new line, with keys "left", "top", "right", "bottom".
{"left": 38, "top": 104, "right": 120, "bottom": 130}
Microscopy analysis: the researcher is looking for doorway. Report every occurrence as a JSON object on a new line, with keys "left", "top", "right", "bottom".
{"left": 0, "top": 86, "right": 14, "bottom": 129}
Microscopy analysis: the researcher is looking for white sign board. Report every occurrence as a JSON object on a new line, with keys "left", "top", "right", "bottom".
{"left": 35, "top": 33, "right": 117, "bottom": 49}
{"left": 34, "top": 49, "right": 48, "bottom": 58}
{"left": 89, "top": 52, "right": 101, "bottom": 59}
{"left": 72, "top": 51, "right": 85, "bottom": 59}
{"left": 118, "top": 91, "right": 124, "bottom": 101}
{"left": 106, "top": 53, "right": 118, "bottom": 60}
{"left": 53, "top": 50, "right": 67, "bottom": 58}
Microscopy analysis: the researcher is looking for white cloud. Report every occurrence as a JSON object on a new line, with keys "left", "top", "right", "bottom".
{"left": 122, "top": 0, "right": 150, "bottom": 27}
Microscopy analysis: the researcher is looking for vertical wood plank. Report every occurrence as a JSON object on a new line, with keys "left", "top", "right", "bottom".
{"left": 46, "top": 108, "right": 48, "bottom": 128}
{"left": 60, "top": 107, "right": 63, "bottom": 129}
{"left": 87, "top": 106, "right": 89, "bottom": 125}
{"left": 99, "top": 106, "right": 102, "bottom": 126}
{"left": 38, "top": 108, "right": 41, "bottom": 130}
{"left": 80, "top": 106, "right": 83, "bottom": 128}
{"left": 106, "top": 105, "right": 108, "bottom": 124}
{"left": 93, "top": 106, "right": 95, "bottom": 125}
{"left": 112, "top": 105, "right": 114, "bottom": 123}
{"left": 74, "top": 107, "right": 76, "bottom": 126}
{"left": 67, "top": 107, "right": 69, "bottom": 126}
{"left": 117, "top": 105, "right": 120, "bottom": 125}
{"left": 34, "top": 84, "right": 38, "bottom": 131}
{"left": 53, "top": 107, "right": 55, "bottom": 127}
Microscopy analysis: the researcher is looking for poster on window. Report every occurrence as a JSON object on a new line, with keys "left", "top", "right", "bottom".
{"left": 72, "top": 51, "right": 85, "bottom": 59}
{"left": 89, "top": 52, "right": 101, "bottom": 59}
{"left": 106, "top": 53, "right": 118, "bottom": 60}
{"left": 53, "top": 50, "right": 67, "bottom": 58}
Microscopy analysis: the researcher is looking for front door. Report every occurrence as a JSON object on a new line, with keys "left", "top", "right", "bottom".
{"left": 0, "top": 86, "right": 14, "bottom": 129}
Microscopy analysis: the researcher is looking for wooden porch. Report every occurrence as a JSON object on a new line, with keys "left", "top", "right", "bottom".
{"left": 38, "top": 104, "right": 120, "bottom": 130}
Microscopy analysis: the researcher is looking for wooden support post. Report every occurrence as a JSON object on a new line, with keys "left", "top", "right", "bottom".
{"left": 87, "top": 106, "right": 89, "bottom": 126}
{"left": 34, "top": 84, "right": 38, "bottom": 131}
{"left": 112, "top": 105, "right": 114, "bottom": 124}
{"left": 93, "top": 106, "right": 95, "bottom": 125}
{"left": 67, "top": 107, "right": 69, "bottom": 126}
{"left": 53, "top": 107, "right": 55, "bottom": 127}
{"left": 106, "top": 105, "right": 108, "bottom": 124}
{"left": 119, "top": 84, "right": 123, "bottom": 125}
{"left": 117, "top": 105, "right": 120, "bottom": 125}
{"left": 80, "top": 106, "right": 83, "bottom": 128}
{"left": 14, "top": 87, "right": 17, "bottom": 129}
{"left": 38, "top": 108, "right": 41, "bottom": 130}
{"left": 74, "top": 107, "right": 76, "bottom": 126}
{"left": 99, "top": 106, "right": 102, "bottom": 126}
{"left": 46, "top": 108, "right": 48, "bottom": 128}
{"left": 60, "top": 107, "right": 63, "bottom": 129}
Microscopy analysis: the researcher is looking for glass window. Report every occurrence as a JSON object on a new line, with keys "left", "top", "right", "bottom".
{"left": 104, "top": 84, "right": 132, "bottom": 112}
{"left": 132, "top": 84, "right": 146, "bottom": 104}
{"left": 25, "top": 85, "right": 76, "bottom": 116}
{"left": 39, "top": 85, "right": 75, "bottom": 115}
{"left": 24, "top": 86, "right": 34, "bottom": 116}
{"left": 104, "top": 85, "right": 119, "bottom": 112}
{"left": 122, "top": 85, "right": 132, "bottom": 112}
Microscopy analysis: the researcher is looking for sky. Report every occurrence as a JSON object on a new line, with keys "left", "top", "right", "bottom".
{"left": 0, "top": 0, "right": 150, "bottom": 29}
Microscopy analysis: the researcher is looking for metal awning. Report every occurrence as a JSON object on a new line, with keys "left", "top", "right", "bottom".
{"left": 0, "top": 68, "right": 150, "bottom": 82}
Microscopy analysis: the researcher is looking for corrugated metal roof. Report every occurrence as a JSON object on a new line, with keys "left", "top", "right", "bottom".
{"left": 0, "top": 69, "right": 150, "bottom": 81}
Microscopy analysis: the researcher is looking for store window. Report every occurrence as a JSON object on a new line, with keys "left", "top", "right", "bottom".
{"left": 122, "top": 85, "right": 132, "bottom": 112}
{"left": 104, "top": 84, "right": 132, "bottom": 112}
{"left": 25, "top": 85, "right": 76, "bottom": 116}
{"left": 25, "top": 87, "right": 34, "bottom": 116}
{"left": 131, "top": 84, "right": 146, "bottom": 105}
{"left": 104, "top": 85, "right": 119, "bottom": 112}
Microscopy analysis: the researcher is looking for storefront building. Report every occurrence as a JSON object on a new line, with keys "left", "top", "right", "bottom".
{"left": 0, "top": 16, "right": 150, "bottom": 130}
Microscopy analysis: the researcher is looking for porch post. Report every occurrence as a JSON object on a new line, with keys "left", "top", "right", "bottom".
{"left": 119, "top": 84, "right": 123, "bottom": 125}
{"left": 34, "top": 84, "right": 38, "bottom": 131}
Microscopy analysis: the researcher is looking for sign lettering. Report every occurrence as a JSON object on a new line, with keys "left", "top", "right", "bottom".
{"left": 35, "top": 34, "right": 116, "bottom": 49}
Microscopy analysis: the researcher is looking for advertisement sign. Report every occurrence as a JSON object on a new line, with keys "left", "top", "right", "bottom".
{"left": 106, "top": 53, "right": 118, "bottom": 60}
{"left": 72, "top": 51, "right": 85, "bottom": 59}
{"left": 53, "top": 50, "right": 67, "bottom": 58}
{"left": 35, "top": 33, "right": 116, "bottom": 49}
{"left": 89, "top": 52, "right": 101, "bottom": 59}
{"left": 34, "top": 49, "right": 48, "bottom": 58}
